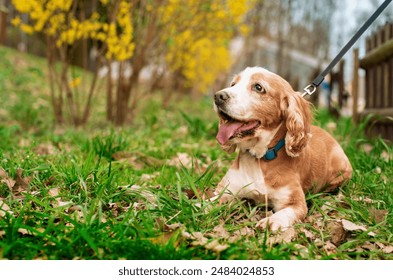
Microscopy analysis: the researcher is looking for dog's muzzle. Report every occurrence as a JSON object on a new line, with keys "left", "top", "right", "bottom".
{"left": 214, "top": 90, "right": 230, "bottom": 106}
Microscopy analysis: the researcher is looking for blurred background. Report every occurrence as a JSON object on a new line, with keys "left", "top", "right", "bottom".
{"left": 0, "top": 0, "right": 392, "bottom": 127}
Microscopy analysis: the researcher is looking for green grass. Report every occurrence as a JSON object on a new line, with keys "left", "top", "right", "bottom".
{"left": 0, "top": 46, "right": 392, "bottom": 260}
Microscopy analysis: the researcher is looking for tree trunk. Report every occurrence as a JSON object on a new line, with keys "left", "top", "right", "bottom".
{"left": 46, "top": 35, "right": 64, "bottom": 125}
{"left": 114, "top": 62, "right": 125, "bottom": 126}
{"left": 106, "top": 60, "right": 114, "bottom": 122}
{"left": 0, "top": 3, "right": 7, "bottom": 45}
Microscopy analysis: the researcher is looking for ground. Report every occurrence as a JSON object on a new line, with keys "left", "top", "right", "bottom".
{"left": 0, "top": 46, "right": 392, "bottom": 260}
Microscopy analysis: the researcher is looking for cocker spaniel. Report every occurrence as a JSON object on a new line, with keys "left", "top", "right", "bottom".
{"left": 213, "top": 67, "right": 352, "bottom": 231}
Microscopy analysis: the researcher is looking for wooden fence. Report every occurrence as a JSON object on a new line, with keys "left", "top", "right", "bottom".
{"left": 355, "top": 22, "right": 393, "bottom": 140}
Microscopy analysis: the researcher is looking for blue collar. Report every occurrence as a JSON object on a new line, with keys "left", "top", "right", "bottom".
{"left": 263, "top": 138, "right": 286, "bottom": 161}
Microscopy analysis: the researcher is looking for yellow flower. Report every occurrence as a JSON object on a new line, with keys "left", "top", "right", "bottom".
{"left": 161, "top": 0, "right": 249, "bottom": 93}
{"left": 69, "top": 77, "right": 81, "bottom": 89}
{"left": 20, "top": 24, "right": 34, "bottom": 35}
{"left": 11, "top": 16, "right": 21, "bottom": 26}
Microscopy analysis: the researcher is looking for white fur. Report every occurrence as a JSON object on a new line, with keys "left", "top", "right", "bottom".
{"left": 256, "top": 186, "right": 296, "bottom": 231}
{"left": 256, "top": 207, "right": 298, "bottom": 231}
{"left": 212, "top": 66, "right": 353, "bottom": 232}
{"left": 245, "top": 125, "right": 282, "bottom": 159}
{"left": 269, "top": 186, "right": 292, "bottom": 211}
{"left": 214, "top": 67, "right": 275, "bottom": 121}
{"left": 217, "top": 152, "right": 269, "bottom": 203}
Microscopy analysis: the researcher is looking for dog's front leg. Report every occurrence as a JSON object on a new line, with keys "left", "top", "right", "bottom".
{"left": 256, "top": 184, "right": 307, "bottom": 231}
{"left": 210, "top": 179, "right": 236, "bottom": 204}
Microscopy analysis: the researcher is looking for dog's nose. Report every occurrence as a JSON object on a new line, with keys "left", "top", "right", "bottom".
{"left": 214, "top": 90, "right": 230, "bottom": 105}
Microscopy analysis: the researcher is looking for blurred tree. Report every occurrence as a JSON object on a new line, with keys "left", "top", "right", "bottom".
{"left": 161, "top": 0, "right": 249, "bottom": 98}
{"left": 11, "top": 0, "right": 252, "bottom": 126}
{"left": 0, "top": 0, "right": 7, "bottom": 45}
{"left": 356, "top": 0, "right": 393, "bottom": 33}
{"left": 11, "top": 0, "right": 135, "bottom": 126}
{"left": 250, "top": 0, "right": 337, "bottom": 81}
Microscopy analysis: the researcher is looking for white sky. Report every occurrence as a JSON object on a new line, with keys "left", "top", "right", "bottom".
{"left": 332, "top": 0, "right": 392, "bottom": 57}
{"left": 329, "top": 0, "right": 392, "bottom": 78}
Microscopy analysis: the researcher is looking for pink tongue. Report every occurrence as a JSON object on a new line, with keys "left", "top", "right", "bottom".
{"left": 216, "top": 121, "right": 258, "bottom": 145}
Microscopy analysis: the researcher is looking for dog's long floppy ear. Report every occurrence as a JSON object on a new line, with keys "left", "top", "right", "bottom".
{"left": 281, "top": 92, "right": 312, "bottom": 157}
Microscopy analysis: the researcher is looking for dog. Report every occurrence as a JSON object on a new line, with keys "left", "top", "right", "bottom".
{"left": 212, "top": 66, "right": 352, "bottom": 231}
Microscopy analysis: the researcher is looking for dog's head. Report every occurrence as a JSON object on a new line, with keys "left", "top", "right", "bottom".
{"left": 214, "top": 67, "right": 312, "bottom": 157}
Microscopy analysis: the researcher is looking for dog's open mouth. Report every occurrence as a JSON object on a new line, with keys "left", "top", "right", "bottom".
{"left": 216, "top": 110, "right": 260, "bottom": 145}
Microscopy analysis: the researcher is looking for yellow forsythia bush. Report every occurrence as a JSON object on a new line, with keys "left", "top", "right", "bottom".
{"left": 161, "top": 0, "right": 250, "bottom": 92}
{"left": 12, "top": 0, "right": 252, "bottom": 94}
{"left": 11, "top": 0, "right": 134, "bottom": 61}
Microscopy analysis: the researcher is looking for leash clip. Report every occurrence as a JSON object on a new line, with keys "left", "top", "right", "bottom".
{"left": 302, "top": 84, "right": 316, "bottom": 97}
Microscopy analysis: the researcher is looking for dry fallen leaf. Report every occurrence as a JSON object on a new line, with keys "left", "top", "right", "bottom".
{"left": 341, "top": 219, "right": 376, "bottom": 237}
{"left": 148, "top": 230, "right": 183, "bottom": 247}
{"left": 321, "top": 201, "right": 336, "bottom": 213}
{"left": 360, "top": 143, "right": 373, "bottom": 154}
{"left": 189, "top": 232, "right": 208, "bottom": 247}
{"left": 361, "top": 241, "right": 376, "bottom": 251}
{"left": 314, "top": 238, "right": 324, "bottom": 247}
{"left": 352, "top": 196, "right": 376, "bottom": 204}
{"left": 323, "top": 241, "right": 337, "bottom": 255}
{"left": 341, "top": 219, "right": 367, "bottom": 232}
{"left": 382, "top": 245, "right": 393, "bottom": 254}
{"left": 66, "top": 205, "right": 84, "bottom": 221}
{"left": 184, "top": 188, "right": 215, "bottom": 200}
{"left": 155, "top": 218, "right": 184, "bottom": 232}
{"left": 34, "top": 143, "right": 57, "bottom": 155}
{"left": 121, "top": 184, "right": 159, "bottom": 207}
{"left": 182, "top": 231, "right": 192, "bottom": 239}
{"left": 0, "top": 167, "right": 8, "bottom": 178}
{"left": 204, "top": 239, "right": 229, "bottom": 253}
{"left": 305, "top": 212, "right": 324, "bottom": 230}
{"left": 336, "top": 191, "right": 346, "bottom": 202}
{"left": 369, "top": 208, "right": 388, "bottom": 225}
{"left": 17, "top": 228, "right": 30, "bottom": 235}
{"left": 380, "top": 150, "right": 392, "bottom": 162}
{"left": 48, "top": 187, "right": 60, "bottom": 197}
{"left": 167, "top": 153, "right": 194, "bottom": 169}
{"left": 140, "top": 172, "right": 160, "bottom": 182}
{"left": 327, "top": 220, "right": 347, "bottom": 246}
{"left": 207, "top": 224, "right": 230, "bottom": 239}
{"left": 228, "top": 227, "right": 256, "bottom": 243}
{"left": 164, "top": 223, "right": 184, "bottom": 232}
{"left": 14, "top": 168, "right": 31, "bottom": 194}
{"left": 237, "top": 227, "right": 255, "bottom": 237}
{"left": 177, "top": 126, "right": 189, "bottom": 136}
{"left": 267, "top": 227, "right": 296, "bottom": 245}
{"left": 0, "top": 167, "right": 16, "bottom": 194}
{"left": 0, "top": 199, "right": 12, "bottom": 217}
{"left": 0, "top": 168, "right": 31, "bottom": 197}
{"left": 326, "top": 122, "right": 337, "bottom": 133}
{"left": 299, "top": 227, "right": 316, "bottom": 241}
{"left": 112, "top": 151, "right": 163, "bottom": 170}
{"left": 294, "top": 244, "right": 310, "bottom": 259}
{"left": 56, "top": 199, "right": 72, "bottom": 207}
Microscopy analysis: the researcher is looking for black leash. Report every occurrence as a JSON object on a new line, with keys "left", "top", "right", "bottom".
{"left": 302, "top": 0, "right": 392, "bottom": 97}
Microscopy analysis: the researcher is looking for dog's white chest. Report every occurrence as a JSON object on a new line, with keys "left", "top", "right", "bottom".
{"left": 221, "top": 153, "right": 268, "bottom": 203}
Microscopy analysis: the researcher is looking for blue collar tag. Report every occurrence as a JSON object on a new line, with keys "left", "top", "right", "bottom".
{"left": 263, "top": 139, "right": 286, "bottom": 161}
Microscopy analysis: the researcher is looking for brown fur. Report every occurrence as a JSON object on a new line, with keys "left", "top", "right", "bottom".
{"left": 212, "top": 67, "right": 353, "bottom": 230}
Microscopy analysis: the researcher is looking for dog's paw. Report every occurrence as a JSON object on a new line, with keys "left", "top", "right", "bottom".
{"left": 256, "top": 213, "right": 293, "bottom": 231}
{"left": 218, "top": 193, "right": 235, "bottom": 204}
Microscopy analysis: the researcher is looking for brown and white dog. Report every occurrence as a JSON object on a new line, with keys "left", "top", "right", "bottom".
{"left": 213, "top": 67, "right": 352, "bottom": 231}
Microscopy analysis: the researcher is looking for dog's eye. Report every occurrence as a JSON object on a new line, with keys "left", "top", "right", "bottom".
{"left": 253, "top": 83, "right": 265, "bottom": 93}
{"left": 230, "top": 82, "right": 236, "bottom": 87}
